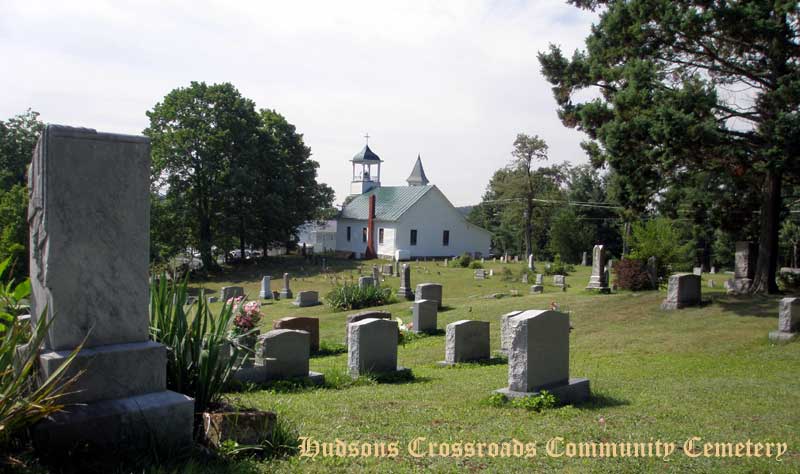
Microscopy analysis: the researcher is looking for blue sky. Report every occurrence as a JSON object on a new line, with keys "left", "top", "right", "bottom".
{"left": 0, "top": 0, "right": 599, "bottom": 206}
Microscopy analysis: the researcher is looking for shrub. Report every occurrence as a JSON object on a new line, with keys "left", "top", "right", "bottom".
{"left": 149, "top": 275, "right": 240, "bottom": 415}
{"left": 0, "top": 257, "right": 81, "bottom": 447}
{"left": 614, "top": 258, "right": 655, "bottom": 291}
{"left": 326, "top": 282, "right": 395, "bottom": 311}
{"left": 629, "top": 217, "right": 693, "bottom": 278}
{"left": 449, "top": 253, "right": 473, "bottom": 268}
{"left": 777, "top": 270, "right": 800, "bottom": 291}
{"left": 500, "top": 267, "right": 515, "bottom": 281}
{"left": 468, "top": 260, "right": 484, "bottom": 269}
{"left": 510, "top": 391, "right": 558, "bottom": 412}
{"left": 544, "top": 254, "right": 574, "bottom": 276}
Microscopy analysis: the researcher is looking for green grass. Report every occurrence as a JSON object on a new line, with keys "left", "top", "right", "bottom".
{"left": 17, "top": 258, "right": 800, "bottom": 473}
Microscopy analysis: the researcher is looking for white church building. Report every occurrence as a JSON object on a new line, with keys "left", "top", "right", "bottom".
{"left": 333, "top": 142, "right": 492, "bottom": 260}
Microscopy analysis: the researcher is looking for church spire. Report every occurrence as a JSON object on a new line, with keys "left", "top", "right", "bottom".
{"left": 406, "top": 154, "right": 429, "bottom": 186}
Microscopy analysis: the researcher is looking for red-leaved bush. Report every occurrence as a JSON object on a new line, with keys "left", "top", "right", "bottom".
{"left": 614, "top": 258, "right": 654, "bottom": 291}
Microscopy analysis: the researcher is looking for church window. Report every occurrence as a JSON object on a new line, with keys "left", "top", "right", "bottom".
{"left": 410, "top": 229, "right": 418, "bottom": 246}
{"left": 443, "top": 230, "right": 450, "bottom": 246}
{"left": 346, "top": 226, "right": 351, "bottom": 241}
{"left": 362, "top": 228, "right": 367, "bottom": 243}
{"left": 379, "top": 228, "right": 384, "bottom": 244}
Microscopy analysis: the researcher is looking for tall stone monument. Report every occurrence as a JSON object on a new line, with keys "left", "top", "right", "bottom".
{"left": 259, "top": 275, "right": 272, "bottom": 299}
{"left": 585, "top": 245, "right": 609, "bottom": 293}
{"left": 28, "top": 125, "right": 193, "bottom": 450}
{"left": 280, "top": 272, "right": 293, "bottom": 299}
{"left": 734, "top": 241, "right": 757, "bottom": 293}
{"left": 397, "top": 264, "right": 413, "bottom": 300}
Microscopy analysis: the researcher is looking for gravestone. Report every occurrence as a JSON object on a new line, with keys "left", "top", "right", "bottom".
{"left": 279, "top": 273, "right": 292, "bottom": 299}
{"left": 535, "top": 274, "right": 543, "bottom": 285}
{"left": 693, "top": 267, "right": 702, "bottom": 276}
{"left": 259, "top": 276, "right": 272, "bottom": 299}
{"left": 499, "top": 310, "right": 525, "bottom": 354}
{"left": 257, "top": 329, "right": 319, "bottom": 380}
{"left": 646, "top": 256, "right": 658, "bottom": 289}
{"left": 415, "top": 283, "right": 443, "bottom": 308}
{"left": 769, "top": 297, "right": 800, "bottom": 342}
{"left": 489, "top": 269, "right": 494, "bottom": 277}
{"left": 527, "top": 254, "right": 534, "bottom": 271}
{"left": 397, "top": 264, "right": 413, "bottom": 300}
{"left": 272, "top": 317, "right": 320, "bottom": 352}
{"left": 412, "top": 299, "right": 438, "bottom": 334}
{"left": 660, "top": 273, "right": 702, "bottom": 310}
{"left": 208, "top": 296, "right": 219, "bottom": 303}
{"left": 553, "top": 275, "right": 566, "bottom": 289}
{"left": 581, "top": 251, "right": 588, "bottom": 266}
{"left": 348, "top": 318, "right": 409, "bottom": 378}
{"left": 474, "top": 269, "right": 486, "bottom": 280}
{"left": 521, "top": 273, "right": 529, "bottom": 284}
{"left": 585, "top": 245, "right": 608, "bottom": 292}
{"left": 494, "top": 310, "right": 589, "bottom": 403}
{"left": 710, "top": 266, "right": 717, "bottom": 274}
{"left": 607, "top": 259, "right": 614, "bottom": 289}
{"left": 28, "top": 125, "right": 193, "bottom": 451}
{"left": 530, "top": 285, "right": 544, "bottom": 294}
{"left": 372, "top": 266, "right": 381, "bottom": 286}
{"left": 439, "top": 320, "right": 490, "bottom": 365}
{"left": 734, "top": 241, "right": 757, "bottom": 293}
{"left": 444, "top": 258, "right": 449, "bottom": 266}
{"left": 345, "top": 310, "right": 392, "bottom": 346}
{"left": 358, "top": 276, "right": 374, "bottom": 289}
{"left": 293, "top": 290, "right": 320, "bottom": 308}
{"left": 382, "top": 264, "right": 393, "bottom": 276}
{"left": 708, "top": 280, "right": 715, "bottom": 288}
{"left": 221, "top": 286, "right": 245, "bottom": 302}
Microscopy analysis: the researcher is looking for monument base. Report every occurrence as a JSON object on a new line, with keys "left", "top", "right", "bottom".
{"left": 660, "top": 299, "right": 701, "bottom": 310}
{"left": 351, "top": 366, "right": 412, "bottom": 380}
{"left": 494, "top": 377, "right": 590, "bottom": 405}
{"left": 279, "top": 290, "right": 293, "bottom": 299}
{"left": 397, "top": 289, "right": 413, "bottom": 300}
{"left": 292, "top": 301, "right": 321, "bottom": 307}
{"left": 233, "top": 367, "right": 325, "bottom": 386}
{"left": 33, "top": 390, "right": 194, "bottom": 452}
{"left": 530, "top": 285, "right": 544, "bottom": 294}
{"left": 768, "top": 331, "right": 798, "bottom": 343}
{"left": 259, "top": 291, "right": 272, "bottom": 299}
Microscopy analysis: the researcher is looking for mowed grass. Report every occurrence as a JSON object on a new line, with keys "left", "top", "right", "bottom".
{"left": 184, "top": 258, "right": 800, "bottom": 473}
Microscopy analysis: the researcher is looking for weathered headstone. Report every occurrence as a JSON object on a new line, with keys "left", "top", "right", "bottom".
{"left": 769, "top": 297, "right": 800, "bottom": 342}
{"left": 607, "top": 259, "right": 614, "bottom": 290}
{"left": 415, "top": 283, "right": 443, "bottom": 308}
{"left": 28, "top": 125, "right": 193, "bottom": 450}
{"left": 345, "top": 310, "right": 392, "bottom": 345}
{"left": 585, "top": 245, "right": 608, "bottom": 292}
{"left": 208, "top": 296, "right": 219, "bottom": 303}
{"left": 495, "top": 310, "right": 589, "bottom": 403}
{"left": 397, "top": 264, "right": 413, "bottom": 300}
{"left": 372, "top": 265, "right": 381, "bottom": 286}
{"left": 708, "top": 280, "right": 715, "bottom": 288}
{"left": 348, "top": 318, "right": 409, "bottom": 378}
{"left": 521, "top": 273, "right": 529, "bottom": 284}
{"left": 527, "top": 254, "right": 534, "bottom": 271}
{"left": 581, "top": 251, "right": 588, "bottom": 266}
{"left": 259, "top": 276, "right": 272, "bottom": 299}
{"left": 439, "top": 320, "right": 490, "bottom": 365}
{"left": 530, "top": 285, "right": 544, "bottom": 294}
{"left": 535, "top": 274, "right": 543, "bottom": 285}
{"left": 489, "top": 269, "right": 494, "bottom": 277}
{"left": 358, "top": 275, "right": 374, "bottom": 289}
{"left": 499, "top": 310, "right": 525, "bottom": 354}
{"left": 710, "top": 266, "right": 717, "bottom": 274}
{"left": 382, "top": 264, "right": 394, "bottom": 276}
{"left": 221, "top": 286, "right": 245, "bottom": 302}
{"left": 279, "top": 273, "right": 293, "bottom": 299}
{"left": 272, "top": 316, "right": 320, "bottom": 352}
{"left": 257, "top": 329, "right": 314, "bottom": 380}
{"left": 693, "top": 267, "right": 702, "bottom": 276}
{"left": 660, "top": 273, "right": 702, "bottom": 310}
{"left": 734, "top": 241, "right": 757, "bottom": 293}
{"left": 412, "top": 299, "right": 438, "bottom": 334}
{"left": 293, "top": 291, "right": 320, "bottom": 308}
{"left": 474, "top": 269, "right": 486, "bottom": 280}
{"left": 646, "top": 256, "right": 658, "bottom": 289}
{"left": 553, "top": 275, "right": 566, "bottom": 289}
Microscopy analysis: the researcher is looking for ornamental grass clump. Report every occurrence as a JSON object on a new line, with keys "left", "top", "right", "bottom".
{"left": 149, "top": 275, "right": 241, "bottom": 415}
{"left": 325, "top": 282, "right": 395, "bottom": 311}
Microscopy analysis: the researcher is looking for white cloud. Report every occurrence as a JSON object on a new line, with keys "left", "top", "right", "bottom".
{"left": 0, "top": 0, "right": 598, "bottom": 206}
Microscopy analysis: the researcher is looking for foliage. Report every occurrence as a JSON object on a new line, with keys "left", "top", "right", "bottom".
{"left": 510, "top": 391, "right": 558, "bottom": 412}
{"left": 499, "top": 267, "right": 514, "bottom": 282}
{"left": 543, "top": 254, "right": 574, "bottom": 276}
{"left": 779, "top": 219, "right": 800, "bottom": 268}
{"left": 539, "top": 0, "right": 800, "bottom": 293}
{"left": 0, "top": 257, "right": 81, "bottom": 447}
{"left": 313, "top": 341, "right": 347, "bottom": 357}
{"left": 448, "top": 253, "right": 472, "bottom": 268}
{"left": 548, "top": 207, "right": 595, "bottom": 264}
{"left": 614, "top": 258, "right": 654, "bottom": 291}
{"left": 468, "top": 260, "right": 484, "bottom": 270}
{"left": 776, "top": 271, "right": 800, "bottom": 291}
{"left": 149, "top": 275, "right": 240, "bottom": 414}
{"left": 482, "top": 393, "right": 508, "bottom": 408}
{"left": 629, "top": 218, "right": 693, "bottom": 278}
{"left": 228, "top": 297, "right": 263, "bottom": 336}
{"left": 325, "top": 282, "right": 395, "bottom": 311}
{"left": 216, "top": 415, "right": 300, "bottom": 460}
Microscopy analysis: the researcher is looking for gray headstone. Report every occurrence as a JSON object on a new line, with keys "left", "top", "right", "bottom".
{"left": 272, "top": 317, "right": 320, "bottom": 352}
{"left": 553, "top": 275, "right": 566, "bottom": 287}
{"left": 585, "top": 245, "right": 608, "bottom": 290}
{"left": 661, "top": 273, "right": 702, "bottom": 310}
{"left": 28, "top": 125, "right": 192, "bottom": 451}
{"left": 259, "top": 276, "right": 272, "bottom": 299}
{"left": 710, "top": 266, "right": 716, "bottom": 274}
{"left": 221, "top": 286, "right": 244, "bottom": 302}
{"left": 412, "top": 299, "right": 438, "bottom": 334}
{"left": 372, "top": 266, "right": 381, "bottom": 286}
{"left": 397, "top": 264, "right": 413, "bottom": 300}
{"left": 489, "top": 269, "right": 494, "bottom": 277}
{"left": 693, "top": 267, "right": 702, "bottom": 276}
{"left": 778, "top": 297, "right": 800, "bottom": 333}
{"left": 444, "top": 320, "right": 490, "bottom": 364}
{"left": 733, "top": 241, "right": 757, "bottom": 292}
{"left": 382, "top": 264, "right": 394, "bottom": 276}
{"left": 521, "top": 273, "right": 529, "bottom": 284}
{"left": 708, "top": 280, "right": 715, "bottom": 288}
{"left": 358, "top": 276, "right": 374, "bottom": 289}
{"left": 581, "top": 251, "right": 588, "bottom": 266}
{"left": 530, "top": 285, "right": 544, "bottom": 294}
{"left": 345, "top": 310, "right": 391, "bottom": 346}
{"left": 415, "top": 283, "right": 443, "bottom": 308}
{"left": 257, "top": 329, "right": 310, "bottom": 379}
{"left": 528, "top": 254, "right": 534, "bottom": 271}
{"left": 474, "top": 269, "right": 486, "bottom": 280}
{"left": 348, "top": 318, "right": 399, "bottom": 378}
{"left": 279, "top": 273, "right": 292, "bottom": 299}
{"left": 507, "top": 310, "right": 569, "bottom": 392}
{"left": 500, "top": 310, "right": 525, "bottom": 353}
{"left": 292, "top": 290, "right": 320, "bottom": 307}
{"left": 535, "top": 274, "right": 543, "bottom": 285}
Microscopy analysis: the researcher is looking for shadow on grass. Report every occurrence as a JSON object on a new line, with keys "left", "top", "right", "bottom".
{"left": 439, "top": 357, "right": 507, "bottom": 368}
{"left": 575, "top": 392, "right": 630, "bottom": 410}
{"left": 438, "top": 305, "right": 456, "bottom": 313}
{"left": 191, "top": 255, "right": 363, "bottom": 284}
{"left": 715, "top": 294, "right": 783, "bottom": 319}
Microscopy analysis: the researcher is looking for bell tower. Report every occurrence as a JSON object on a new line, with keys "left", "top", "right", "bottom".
{"left": 350, "top": 134, "right": 382, "bottom": 195}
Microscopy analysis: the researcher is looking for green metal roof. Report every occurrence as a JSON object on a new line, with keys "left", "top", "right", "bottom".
{"left": 351, "top": 145, "right": 382, "bottom": 163}
{"left": 340, "top": 186, "right": 434, "bottom": 221}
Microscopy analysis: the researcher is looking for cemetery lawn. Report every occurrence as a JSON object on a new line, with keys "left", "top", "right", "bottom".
{"left": 187, "top": 259, "right": 797, "bottom": 473}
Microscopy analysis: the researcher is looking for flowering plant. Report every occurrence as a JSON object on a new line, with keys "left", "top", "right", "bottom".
{"left": 228, "top": 296, "right": 262, "bottom": 334}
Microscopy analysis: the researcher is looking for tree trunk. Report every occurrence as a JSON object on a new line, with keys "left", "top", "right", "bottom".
{"left": 749, "top": 169, "right": 781, "bottom": 294}
{"left": 524, "top": 203, "right": 533, "bottom": 258}
{"left": 199, "top": 213, "right": 216, "bottom": 271}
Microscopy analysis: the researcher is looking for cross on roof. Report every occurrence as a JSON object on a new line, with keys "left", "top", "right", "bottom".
{"left": 364, "top": 133, "right": 370, "bottom": 145}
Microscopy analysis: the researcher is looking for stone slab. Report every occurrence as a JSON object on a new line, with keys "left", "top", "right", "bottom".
{"left": 500, "top": 310, "right": 524, "bottom": 353}
{"left": 444, "top": 320, "right": 490, "bottom": 364}
{"left": 415, "top": 283, "right": 443, "bottom": 308}
{"left": 412, "top": 299, "right": 438, "bottom": 334}
{"left": 495, "top": 378, "right": 590, "bottom": 405}
{"left": 272, "top": 316, "right": 320, "bottom": 352}
{"left": 292, "top": 290, "right": 320, "bottom": 307}
{"left": 32, "top": 390, "right": 194, "bottom": 452}
{"left": 38, "top": 341, "right": 166, "bottom": 405}
{"left": 661, "top": 273, "right": 701, "bottom": 310}
{"left": 768, "top": 331, "right": 798, "bottom": 343}
{"left": 257, "top": 329, "right": 310, "bottom": 379}
{"left": 348, "top": 318, "right": 399, "bottom": 378}
{"left": 778, "top": 297, "right": 800, "bottom": 333}
{"left": 508, "top": 310, "right": 570, "bottom": 392}
{"left": 345, "top": 310, "right": 391, "bottom": 346}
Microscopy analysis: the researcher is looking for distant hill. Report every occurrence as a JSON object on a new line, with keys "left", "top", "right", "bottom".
{"left": 456, "top": 206, "right": 475, "bottom": 217}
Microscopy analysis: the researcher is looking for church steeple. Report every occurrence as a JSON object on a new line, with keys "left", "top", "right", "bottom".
{"left": 350, "top": 134, "right": 382, "bottom": 195}
{"left": 406, "top": 154, "right": 429, "bottom": 186}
